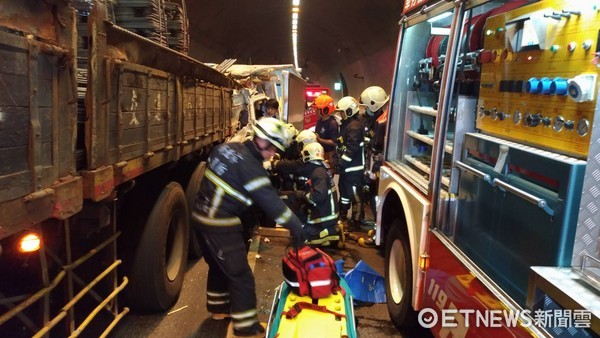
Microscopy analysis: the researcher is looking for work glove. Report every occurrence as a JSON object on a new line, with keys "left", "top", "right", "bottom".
{"left": 270, "top": 153, "right": 281, "bottom": 171}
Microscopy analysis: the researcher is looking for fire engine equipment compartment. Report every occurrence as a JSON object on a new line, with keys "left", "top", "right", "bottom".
{"left": 454, "top": 133, "right": 586, "bottom": 306}
{"left": 378, "top": 0, "right": 600, "bottom": 336}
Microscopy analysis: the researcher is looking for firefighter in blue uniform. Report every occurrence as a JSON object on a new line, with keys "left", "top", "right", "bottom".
{"left": 360, "top": 86, "right": 389, "bottom": 224}
{"left": 272, "top": 142, "right": 340, "bottom": 246}
{"left": 191, "top": 118, "right": 304, "bottom": 337}
{"left": 336, "top": 96, "right": 365, "bottom": 230}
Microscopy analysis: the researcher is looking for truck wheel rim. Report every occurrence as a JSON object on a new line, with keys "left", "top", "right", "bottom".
{"left": 389, "top": 238, "right": 406, "bottom": 304}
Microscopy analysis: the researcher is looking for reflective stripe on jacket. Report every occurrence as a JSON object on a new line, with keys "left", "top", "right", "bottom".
{"left": 193, "top": 140, "right": 304, "bottom": 246}
{"left": 339, "top": 117, "right": 365, "bottom": 173}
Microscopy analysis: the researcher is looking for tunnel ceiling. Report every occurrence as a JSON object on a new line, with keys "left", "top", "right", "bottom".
{"left": 186, "top": 0, "right": 404, "bottom": 81}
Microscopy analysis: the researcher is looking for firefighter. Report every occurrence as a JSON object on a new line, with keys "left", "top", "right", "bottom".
{"left": 281, "top": 123, "right": 300, "bottom": 162}
{"left": 191, "top": 118, "right": 304, "bottom": 337}
{"left": 267, "top": 129, "right": 318, "bottom": 205}
{"left": 336, "top": 96, "right": 365, "bottom": 230}
{"left": 272, "top": 142, "right": 340, "bottom": 246}
{"left": 271, "top": 123, "right": 300, "bottom": 191}
{"left": 284, "top": 129, "right": 319, "bottom": 191}
{"left": 359, "top": 86, "right": 389, "bottom": 224}
{"left": 312, "top": 94, "right": 339, "bottom": 174}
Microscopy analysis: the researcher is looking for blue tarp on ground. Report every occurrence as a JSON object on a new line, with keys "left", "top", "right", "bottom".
{"left": 341, "top": 260, "right": 387, "bottom": 303}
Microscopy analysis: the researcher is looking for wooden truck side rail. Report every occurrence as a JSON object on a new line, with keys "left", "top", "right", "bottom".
{"left": 0, "top": 0, "right": 234, "bottom": 235}
{"left": 0, "top": 1, "right": 81, "bottom": 239}
{"left": 81, "top": 2, "right": 233, "bottom": 201}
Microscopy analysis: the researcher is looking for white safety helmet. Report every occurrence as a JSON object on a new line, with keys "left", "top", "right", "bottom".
{"left": 360, "top": 86, "right": 389, "bottom": 116}
{"left": 285, "top": 123, "right": 299, "bottom": 140}
{"left": 253, "top": 118, "right": 291, "bottom": 151}
{"left": 336, "top": 96, "right": 360, "bottom": 119}
{"left": 302, "top": 142, "right": 325, "bottom": 162}
{"left": 296, "top": 130, "right": 318, "bottom": 145}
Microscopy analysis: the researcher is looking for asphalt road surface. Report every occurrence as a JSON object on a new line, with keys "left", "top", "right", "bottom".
{"left": 110, "top": 225, "right": 432, "bottom": 338}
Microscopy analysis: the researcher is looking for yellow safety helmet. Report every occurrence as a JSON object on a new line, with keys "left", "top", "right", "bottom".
{"left": 296, "top": 130, "right": 318, "bottom": 145}
{"left": 253, "top": 118, "right": 291, "bottom": 151}
{"left": 336, "top": 96, "right": 360, "bottom": 119}
{"left": 359, "top": 86, "right": 389, "bottom": 116}
{"left": 302, "top": 142, "right": 325, "bottom": 162}
{"left": 285, "top": 123, "right": 299, "bottom": 140}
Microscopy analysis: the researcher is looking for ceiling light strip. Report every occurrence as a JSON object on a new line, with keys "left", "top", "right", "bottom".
{"left": 291, "top": 1, "right": 300, "bottom": 70}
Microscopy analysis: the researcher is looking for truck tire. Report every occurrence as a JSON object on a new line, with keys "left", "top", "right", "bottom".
{"left": 385, "top": 221, "right": 416, "bottom": 329}
{"left": 129, "top": 182, "right": 189, "bottom": 311}
{"left": 185, "top": 162, "right": 206, "bottom": 259}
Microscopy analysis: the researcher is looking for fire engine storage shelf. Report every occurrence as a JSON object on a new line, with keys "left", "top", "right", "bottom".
{"left": 398, "top": 92, "right": 476, "bottom": 193}
{"left": 403, "top": 155, "right": 450, "bottom": 188}
{"left": 407, "top": 105, "right": 437, "bottom": 117}
{"left": 405, "top": 130, "right": 454, "bottom": 154}
{"left": 454, "top": 132, "right": 587, "bottom": 307}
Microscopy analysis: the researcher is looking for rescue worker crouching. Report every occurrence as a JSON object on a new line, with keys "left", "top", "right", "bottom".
{"left": 272, "top": 142, "right": 341, "bottom": 247}
{"left": 271, "top": 129, "right": 319, "bottom": 192}
{"left": 336, "top": 96, "right": 365, "bottom": 230}
{"left": 266, "top": 129, "right": 319, "bottom": 224}
{"left": 191, "top": 118, "right": 305, "bottom": 337}
{"left": 289, "top": 129, "right": 319, "bottom": 190}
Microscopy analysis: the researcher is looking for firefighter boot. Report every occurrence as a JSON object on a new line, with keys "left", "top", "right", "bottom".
{"left": 358, "top": 236, "right": 375, "bottom": 247}
{"left": 336, "top": 221, "right": 346, "bottom": 248}
{"left": 339, "top": 204, "right": 350, "bottom": 223}
{"left": 347, "top": 219, "right": 362, "bottom": 232}
{"left": 350, "top": 203, "right": 364, "bottom": 231}
{"left": 229, "top": 321, "right": 266, "bottom": 337}
{"left": 211, "top": 312, "right": 231, "bottom": 320}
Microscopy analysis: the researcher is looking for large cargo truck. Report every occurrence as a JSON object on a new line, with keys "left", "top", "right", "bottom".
{"left": 377, "top": 0, "right": 599, "bottom": 337}
{"left": 224, "top": 64, "right": 307, "bottom": 130}
{"left": 0, "top": 0, "right": 234, "bottom": 336}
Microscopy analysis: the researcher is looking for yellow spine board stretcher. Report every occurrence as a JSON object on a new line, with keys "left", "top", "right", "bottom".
{"left": 267, "top": 280, "right": 357, "bottom": 338}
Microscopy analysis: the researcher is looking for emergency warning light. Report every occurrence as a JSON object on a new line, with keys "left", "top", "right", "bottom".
{"left": 305, "top": 85, "right": 330, "bottom": 100}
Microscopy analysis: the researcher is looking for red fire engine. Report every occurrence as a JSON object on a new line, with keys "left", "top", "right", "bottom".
{"left": 304, "top": 85, "right": 330, "bottom": 130}
{"left": 377, "top": 0, "right": 600, "bottom": 337}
